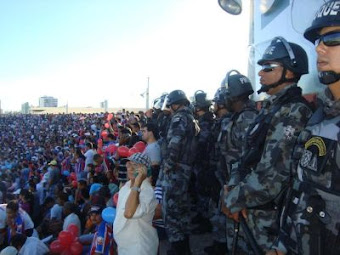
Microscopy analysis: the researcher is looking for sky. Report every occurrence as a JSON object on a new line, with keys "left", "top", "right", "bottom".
{"left": 0, "top": 0, "right": 250, "bottom": 112}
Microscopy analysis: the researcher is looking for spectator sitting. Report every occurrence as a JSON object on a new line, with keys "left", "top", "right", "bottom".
{"left": 62, "top": 201, "right": 81, "bottom": 235}
{"left": 18, "top": 189, "right": 33, "bottom": 216}
{"left": 11, "top": 234, "right": 49, "bottom": 255}
{"left": 4, "top": 201, "right": 34, "bottom": 244}
{"left": 88, "top": 205, "right": 115, "bottom": 255}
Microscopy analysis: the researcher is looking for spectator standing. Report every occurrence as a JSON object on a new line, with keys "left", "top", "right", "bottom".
{"left": 114, "top": 153, "right": 158, "bottom": 255}
{"left": 141, "top": 123, "right": 161, "bottom": 186}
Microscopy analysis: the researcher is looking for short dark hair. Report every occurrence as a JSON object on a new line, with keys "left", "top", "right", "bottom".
{"left": 121, "top": 127, "right": 132, "bottom": 136}
{"left": 132, "top": 122, "right": 141, "bottom": 129}
{"left": 11, "top": 234, "right": 27, "bottom": 249}
{"left": 93, "top": 154, "right": 102, "bottom": 162}
{"left": 58, "top": 192, "right": 69, "bottom": 202}
{"left": 142, "top": 123, "right": 159, "bottom": 140}
{"left": 107, "top": 134, "right": 115, "bottom": 140}
{"left": 64, "top": 201, "right": 76, "bottom": 213}
{"left": 7, "top": 200, "right": 19, "bottom": 212}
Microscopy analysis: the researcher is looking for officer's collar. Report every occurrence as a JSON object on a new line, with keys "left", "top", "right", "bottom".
{"left": 266, "top": 83, "right": 298, "bottom": 105}
{"left": 319, "top": 87, "right": 340, "bottom": 118}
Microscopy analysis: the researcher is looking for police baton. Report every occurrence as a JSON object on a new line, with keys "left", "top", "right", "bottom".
{"left": 239, "top": 215, "right": 264, "bottom": 255}
{"left": 231, "top": 221, "right": 240, "bottom": 255}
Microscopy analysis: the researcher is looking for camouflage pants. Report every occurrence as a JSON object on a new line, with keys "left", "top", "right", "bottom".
{"left": 246, "top": 208, "right": 279, "bottom": 252}
{"left": 208, "top": 198, "right": 226, "bottom": 243}
{"left": 192, "top": 165, "right": 210, "bottom": 218}
{"left": 162, "top": 164, "right": 191, "bottom": 243}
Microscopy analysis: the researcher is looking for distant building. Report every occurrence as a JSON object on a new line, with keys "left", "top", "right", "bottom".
{"left": 39, "top": 96, "right": 58, "bottom": 107}
{"left": 21, "top": 102, "right": 30, "bottom": 114}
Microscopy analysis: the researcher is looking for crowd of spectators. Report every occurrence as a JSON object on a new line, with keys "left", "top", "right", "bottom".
{"left": 0, "top": 110, "right": 160, "bottom": 254}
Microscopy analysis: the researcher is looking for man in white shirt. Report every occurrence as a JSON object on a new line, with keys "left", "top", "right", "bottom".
{"left": 2, "top": 201, "right": 34, "bottom": 244}
{"left": 84, "top": 143, "right": 95, "bottom": 172}
{"left": 11, "top": 234, "right": 49, "bottom": 255}
{"left": 62, "top": 202, "right": 81, "bottom": 235}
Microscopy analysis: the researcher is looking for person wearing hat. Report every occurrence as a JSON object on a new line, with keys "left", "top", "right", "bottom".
{"left": 267, "top": 1, "right": 340, "bottom": 255}
{"left": 46, "top": 160, "right": 60, "bottom": 199}
{"left": 113, "top": 152, "right": 158, "bottom": 255}
{"left": 223, "top": 37, "right": 313, "bottom": 252}
{"left": 88, "top": 205, "right": 114, "bottom": 255}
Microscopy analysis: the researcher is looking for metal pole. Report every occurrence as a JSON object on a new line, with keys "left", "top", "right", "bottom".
{"left": 146, "top": 77, "right": 150, "bottom": 110}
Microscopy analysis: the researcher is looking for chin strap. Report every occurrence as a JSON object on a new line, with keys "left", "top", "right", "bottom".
{"left": 318, "top": 71, "right": 340, "bottom": 85}
{"left": 257, "top": 67, "right": 298, "bottom": 94}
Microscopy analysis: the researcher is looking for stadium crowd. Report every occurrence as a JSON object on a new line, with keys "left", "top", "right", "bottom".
{"left": 0, "top": 1, "right": 340, "bottom": 254}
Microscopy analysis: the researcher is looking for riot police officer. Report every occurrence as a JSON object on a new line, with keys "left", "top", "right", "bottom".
{"left": 219, "top": 70, "right": 258, "bottom": 254}
{"left": 191, "top": 90, "right": 214, "bottom": 234}
{"left": 268, "top": 1, "right": 340, "bottom": 254}
{"left": 146, "top": 93, "right": 171, "bottom": 138}
{"left": 161, "top": 90, "right": 198, "bottom": 255}
{"left": 204, "top": 85, "right": 231, "bottom": 255}
{"left": 223, "top": 37, "right": 313, "bottom": 252}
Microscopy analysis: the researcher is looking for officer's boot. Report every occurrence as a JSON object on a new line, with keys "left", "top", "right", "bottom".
{"left": 184, "top": 235, "right": 191, "bottom": 255}
{"left": 169, "top": 240, "right": 187, "bottom": 255}
{"left": 203, "top": 241, "right": 227, "bottom": 255}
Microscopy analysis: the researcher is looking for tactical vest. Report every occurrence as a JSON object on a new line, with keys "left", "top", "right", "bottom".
{"left": 293, "top": 101, "right": 340, "bottom": 194}
{"left": 242, "top": 86, "right": 311, "bottom": 170}
{"left": 284, "top": 103, "right": 340, "bottom": 255}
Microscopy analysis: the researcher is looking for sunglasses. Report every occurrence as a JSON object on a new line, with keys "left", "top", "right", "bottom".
{"left": 315, "top": 31, "right": 340, "bottom": 47}
{"left": 260, "top": 63, "right": 281, "bottom": 73}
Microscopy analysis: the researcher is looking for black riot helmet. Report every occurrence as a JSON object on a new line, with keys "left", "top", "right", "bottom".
{"left": 192, "top": 90, "right": 212, "bottom": 110}
{"left": 222, "top": 70, "right": 254, "bottom": 112}
{"left": 221, "top": 70, "right": 254, "bottom": 98}
{"left": 304, "top": 0, "right": 340, "bottom": 43}
{"left": 212, "top": 86, "right": 228, "bottom": 106}
{"left": 257, "top": 37, "right": 309, "bottom": 93}
{"left": 166, "top": 90, "right": 189, "bottom": 107}
{"left": 304, "top": 0, "right": 340, "bottom": 85}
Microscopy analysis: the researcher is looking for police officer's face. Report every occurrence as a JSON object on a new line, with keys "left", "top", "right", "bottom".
{"left": 316, "top": 26, "right": 340, "bottom": 74}
{"left": 213, "top": 102, "right": 219, "bottom": 113}
{"left": 258, "top": 61, "right": 284, "bottom": 95}
{"left": 258, "top": 62, "right": 292, "bottom": 95}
